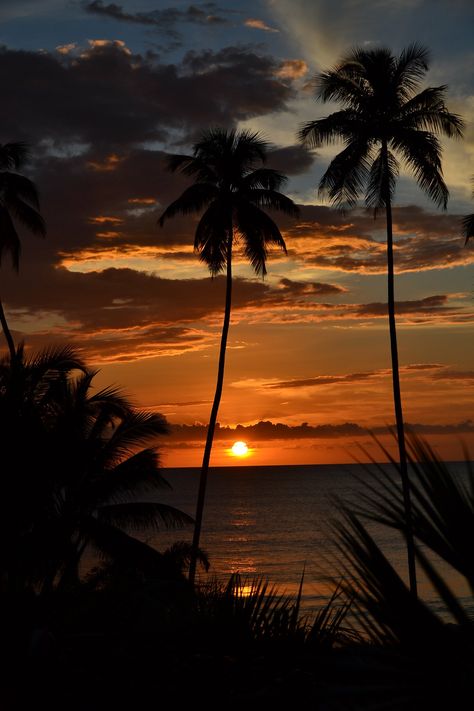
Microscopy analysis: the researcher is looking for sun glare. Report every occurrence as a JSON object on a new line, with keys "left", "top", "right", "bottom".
{"left": 231, "top": 441, "right": 250, "bottom": 457}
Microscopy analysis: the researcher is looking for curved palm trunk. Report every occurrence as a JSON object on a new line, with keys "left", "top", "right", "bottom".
{"left": 188, "top": 233, "right": 233, "bottom": 586}
{"left": 383, "top": 142, "right": 417, "bottom": 597}
{"left": 0, "top": 298, "right": 16, "bottom": 360}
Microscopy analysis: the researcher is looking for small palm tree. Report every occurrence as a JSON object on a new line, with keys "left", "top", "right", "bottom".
{"left": 0, "top": 143, "right": 46, "bottom": 358}
{"left": 159, "top": 128, "right": 299, "bottom": 584}
{"left": 0, "top": 345, "right": 192, "bottom": 592}
{"left": 299, "top": 44, "right": 463, "bottom": 597}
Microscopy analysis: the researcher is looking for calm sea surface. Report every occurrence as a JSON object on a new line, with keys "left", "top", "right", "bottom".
{"left": 147, "top": 463, "right": 472, "bottom": 616}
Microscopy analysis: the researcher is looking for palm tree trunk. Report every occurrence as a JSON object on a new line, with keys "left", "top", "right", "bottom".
{"left": 0, "top": 297, "right": 16, "bottom": 360}
{"left": 383, "top": 141, "right": 417, "bottom": 597}
{"left": 188, "top": 232, "right": 233, "bottom": 586}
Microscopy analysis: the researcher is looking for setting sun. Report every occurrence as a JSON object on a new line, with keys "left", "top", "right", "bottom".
{"left": 231, "top": 441, "right": 250, "bottom": 457}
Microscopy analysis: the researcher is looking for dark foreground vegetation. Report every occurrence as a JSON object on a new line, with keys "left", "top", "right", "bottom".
{"left": 0, "top": 346, "right": 472, "bottom": 710}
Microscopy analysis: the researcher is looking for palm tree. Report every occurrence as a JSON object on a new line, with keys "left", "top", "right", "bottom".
{"left": 299, "top": 44, "right": 463, "bottom": 597}
{"left": 44, "top": 367, "right": 193, "bottom": 590}
{"left": 0, "top": 142, "right": 46, "bottom": 358}
{"left": 159, "top": 128, "right": 299, "bottom": 584}
{"left": 462, "top": 177, "right": 473, "bottom": 244}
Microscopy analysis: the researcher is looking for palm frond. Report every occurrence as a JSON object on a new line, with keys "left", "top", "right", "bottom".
{"left": 235, "top": 202, "right": 287, "bottom": 276}
{"left": 241, "top": 167, "right": 287, "bottom": 191}
{"left": 398, "top": 86, "right": 464, "bottom": 138}
{"left": 298, "top": 110, "right": 365, "bottom": 148}
{"left": 356, "top": 435, "right": 474, "bottom": 591}
{"left": 86, "top": 448, "right": 170, "bottom": 507}
{"left": 193, "top": 200, "right": 229, "bottom": 275}
{"left": 319, "top": 140, "right": 372, "bottom": 210}
{"left": 27, "top": 344, "right": 86, "bottom": 377}
{"left": 315, "top": 66, "right": 370, "bottom": 109}
{"left": 163, "top": 540, "right": 210, "bottom": 573}
{"left": 158, "top": 183, "right": 217, "bottom": 226}
{"left": 99, "top": 409, "right": 169, "bottom": 467}
{"left": 0, "top": 207, "right": 21, "bottom": 270}
{"left": 97, "top": 501, "right": 194, "bottom": 531}
{"left": 393, "top": 43, "right": 430, "bottom": 100}
{"left": 5, "top": 194, "right": 46, "bottom": 237}
{"left": 83, "top": 516, "right": 167, "bottom": 567}
{"left": 462, "top": 213, "right": 474, "bottom": 244}
{"left": 246, "top": 188, "right": 300, "bottom": 217}
{"left": 334, "top": 508, "right": 445, "bottom": 646}
{"left": 391, "top": 129, "right": 448, "bottom": 208}
{"left": 0, "top": 142, "right": 30, "bottom": 170}
{"left": 366, "top": 147, "right": 399, "bottom": 210}
{"left": 194, "top": 128, "right": 269, "bottom": 172}
{"left": 164, "top": 153, "right": 219, "bottom": 184}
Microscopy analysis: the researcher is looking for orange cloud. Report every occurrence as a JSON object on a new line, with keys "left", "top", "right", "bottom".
{"left": 56, "top": 43, "right": 77, "bottom": 55}
{"left": 244, "top": 18, "right": 279, "bottom": 32}
{"left": 276, "top": 59, "right": 308, "bottom": 79}
{"left": 95, "top": 231, "right": 123, "bottom": 239}
{"left": 89, "top": 216, "right": 123, "bottom": 224}
{"left": 128, "top": 198, "right": 157, "bottom": 205}
{"left": 84, "top": 39, "right": 131, "bottom": 55}
{"left": 87, "top": 154, "right": 123, "bottom": 172}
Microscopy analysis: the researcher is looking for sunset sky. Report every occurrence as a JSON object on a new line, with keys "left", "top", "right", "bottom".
{"left": 1, "top": 0, "right": 473, "bottom": 466}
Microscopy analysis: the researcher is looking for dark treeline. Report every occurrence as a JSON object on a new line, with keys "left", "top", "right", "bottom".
{"left": 168, "top": 419, "right": 474, "bottom": 442}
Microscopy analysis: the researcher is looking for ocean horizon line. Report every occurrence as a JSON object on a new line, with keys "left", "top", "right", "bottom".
{"left": 162, "top": 458, "right": 472, "bottom": 471}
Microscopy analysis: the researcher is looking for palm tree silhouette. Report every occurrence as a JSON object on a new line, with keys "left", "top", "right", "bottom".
{"left": 159, "top": 128, "right": 299, "bottom": 584}
{"left": 0, "top": 345, "right": 192, "bottom": 592}
{"left": 0, "top": 143, "right": 46, "bottom": 358}
{"left": 299, "top": 45, "right": 463, "bottom": 597}
{"left": 45, "top": 367, "right": 193, "bottom": 590}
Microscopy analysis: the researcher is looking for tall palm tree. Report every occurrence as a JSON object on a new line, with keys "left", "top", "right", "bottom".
{"left": 0, "top": 142, "right": 46, "bottom": 358}
{"left": 159, "top": 128, "right": 299, "bottom": 584}
{"left": 299, "top": 45, "right": 463, "bottom": 597}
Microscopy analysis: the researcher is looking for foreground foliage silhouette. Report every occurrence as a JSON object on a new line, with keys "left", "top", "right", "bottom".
{"left": 299, "top": 44, "right": 464, "bottom": 597}
{"left": 331, "top": 436, "right": 474, "bottom": 709}
{"left": 0, "top": 142, "right": 46, "bottom": 358}
{"left": 159, "top": 128, "right": 298, "bottom": 584}
{"left": 1, "top": 369, "right": 471, "bottom": 710}
{"left": 0, "top": 344, "right": 192, "bottom": 594}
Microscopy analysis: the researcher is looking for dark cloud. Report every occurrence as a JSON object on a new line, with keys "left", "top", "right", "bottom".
{"left": 283, "top": 205, "right": 474, "bottom": 274}
{"left": 0, "top": 43, "right": 296, "bottom": 151}
{"left": 165, "top": 419, "right": 474, "bottom": 442}
{"left": 266, "top": 371, "right": 381, "bottom": 390}
{"left": 4, "top": 270, "right": 272, "bottom": 362}
{"left": 232, "top": 364, "right": 474, "bottom": 393}
{"left": 403, "top": 363, "right": 446, "bottom": 371}
{"left": 278, "top": 278, "right": 346, "bottom": 296}
{"left": 84, "top": 2, "right": 228, "bottom": 32}
{"left": 430, "top": 370, "right": 474, "bottom": 382}
{"left": 267, "top": 144, "right": 315, "bottom": 176}
{"left": 238, "top": 291, "right": 472, "bottom": 326}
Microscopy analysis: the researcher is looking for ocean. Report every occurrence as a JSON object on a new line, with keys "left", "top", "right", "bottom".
{"left": 150, "top": 462, "right": 472, "bottom": 616}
